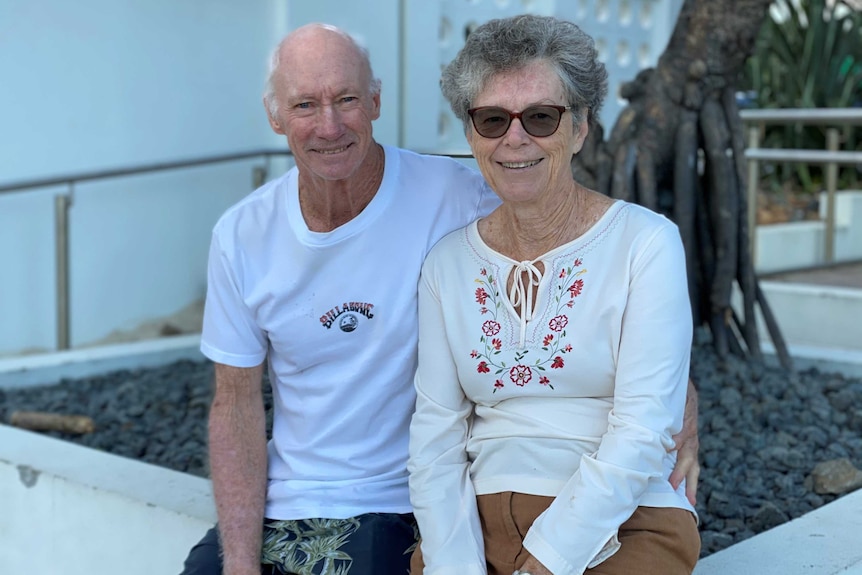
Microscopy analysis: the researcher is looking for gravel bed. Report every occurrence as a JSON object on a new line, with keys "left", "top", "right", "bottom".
{"left": 2, "top": 328, "right": 861, "bottom": 558}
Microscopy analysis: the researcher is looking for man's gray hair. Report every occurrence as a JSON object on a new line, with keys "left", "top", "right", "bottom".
{"left": 441, "top": 14, "right": 608, "bottom": 131}
{"left": 263, "top": 26, "right": 382, "bottom": 117}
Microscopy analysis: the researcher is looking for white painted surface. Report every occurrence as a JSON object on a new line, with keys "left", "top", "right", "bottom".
{"left": 751, "top": 281, "right": 862, "bottom": 354}
{"left": 755, "top": 191, "right": 862, "bottom": 274}
{"left": 0, "top": 425, "right": 215, "bottom": 575}
{"left": 0, "top": 0, "right": 283, "bottom": 183}
{"left": 0, "top": 0, "right": 285, "bottom": 356}
{"left": 0, "top": 335, "right": 203, "bottom": 389}
{"left": 761, "top": 341, "right": 862, "bottom": 378}
{"left": 694, "top": 487, "right": 862, "bottom": 575}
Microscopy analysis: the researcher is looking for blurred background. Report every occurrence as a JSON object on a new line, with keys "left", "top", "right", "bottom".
{"left": 0, "top": 0, "right": 859, "bottom": 358}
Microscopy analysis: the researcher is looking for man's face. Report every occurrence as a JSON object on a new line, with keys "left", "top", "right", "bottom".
{"left": 267, "top": 31, "right": 381, "bottom": 184}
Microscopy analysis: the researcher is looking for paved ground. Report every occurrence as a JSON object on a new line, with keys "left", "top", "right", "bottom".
{"left": 761, "top": 260, "right": 862, "bottom": 289}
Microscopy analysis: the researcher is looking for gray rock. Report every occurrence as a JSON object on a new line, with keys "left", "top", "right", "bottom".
{"left": 750, "top": 501, "right": 789, "bottom": 533}
{"left": 810, "top": 458, "right": 862, "bottom": 495}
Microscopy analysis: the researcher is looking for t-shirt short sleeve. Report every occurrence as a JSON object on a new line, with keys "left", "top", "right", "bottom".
{"left": 200, "top": 231, "right": 268, "bottom": 367}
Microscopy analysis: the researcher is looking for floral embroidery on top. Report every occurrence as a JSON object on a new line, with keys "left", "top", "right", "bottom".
{"left": 470, "top": 260, "right": 587, "bottom": 392}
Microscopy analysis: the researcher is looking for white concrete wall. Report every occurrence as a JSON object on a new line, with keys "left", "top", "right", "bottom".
{"left": 0, "top": 424, "right": 216, "bottom": 575}
{"left": 0, "top": 0, "right": 287, "bottom": 355}
{"left": 754, "top": 282, "right": 862, "bottom": 355}
{"left": 755, "top": 191, "right": 862, "bottom": 274}
{"left": 0, "top": 0, "right": 283, "bottom": 182}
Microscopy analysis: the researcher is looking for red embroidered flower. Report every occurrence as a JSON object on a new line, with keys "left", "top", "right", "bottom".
{"left": 480, "top": 268, "right": 487, "bottom": 276}
{"left": 543, "top": 334, "right": 554, "bottom": 346}
{"left": 539, "top": 376, "right": 550, "bottom": 386}
{"left": 574, "top": 258, "right": 582, "bottom": 267}
{"left": 470, "top": 350, "right": 479, "bottom": 358}
{"left": 477, "top": 361, "right": 490, "bottom": 373}
{"left": 510, "top": 365, "right": 532, "bottom": 386}
{"left": 559, "top": 269, "right": 567, "bottom": 278}
{"left": 480, "top": 307, "right": 489, "bottom": 314}
{"left": 568, "top": 279, "right": 584, "bottom": 297}
{"left": 491, "top": 338, "right": 502, "bottom": 350}
{"left": 564, "top": 344, "right": 572, "bottom": 352}
{"left": 482, "top": 320, "right": 501, "bottom": 336}
{"left": 549, "top": 315, "right": 568, "bottom": 332}
{"left": 475, "top": 287, "right": 489, "bottom": 305}
{"left": 567, "top": 301, "right": 574, "bottom": 308}
{"left": 551, "top": 356, "right": 564, "bottom": 369}
{"left": 494, "top": 379, "right": 504, "bottom": 391}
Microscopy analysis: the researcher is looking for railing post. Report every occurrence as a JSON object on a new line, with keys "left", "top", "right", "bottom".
{"left": 54, "top": 187, "right": 72, "bottom": 350}
{"left": 746, "top": 124, "right": 761, "bottom": 266}
{"left": 252, "top": 166, "right": 267, "bottom": 189}
{"left": 824, "top": 128, "right": 839, "bottom": 264}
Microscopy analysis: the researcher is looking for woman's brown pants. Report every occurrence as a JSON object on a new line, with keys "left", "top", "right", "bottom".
{"left": 411, "top": 492, "right": 700, "bottom": 574}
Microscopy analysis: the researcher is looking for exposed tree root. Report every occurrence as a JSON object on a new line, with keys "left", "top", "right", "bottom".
{"left": 572, "top": 0, "right": 792, "bottom": 369}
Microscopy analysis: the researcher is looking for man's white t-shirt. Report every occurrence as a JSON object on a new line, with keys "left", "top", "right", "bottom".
{"left": 201, "top": 145, "right": 498, "bottom": 519}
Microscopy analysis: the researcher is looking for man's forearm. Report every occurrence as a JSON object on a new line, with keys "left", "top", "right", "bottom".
{"left": 208, "top": 363, "right": 268, "bottom": 575}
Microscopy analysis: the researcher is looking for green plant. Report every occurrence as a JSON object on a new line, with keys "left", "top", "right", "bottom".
{"left": 742, "top": 0, "right": 862, "bottom": 192}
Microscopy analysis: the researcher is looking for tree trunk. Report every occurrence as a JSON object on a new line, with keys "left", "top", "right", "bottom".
{"left": 574, "top": 0, "right": 792, "bottom": 369}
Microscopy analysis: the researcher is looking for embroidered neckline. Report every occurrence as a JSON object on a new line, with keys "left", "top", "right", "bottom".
{"left": 465, "top": 200, "right": 627, "bottom": 394}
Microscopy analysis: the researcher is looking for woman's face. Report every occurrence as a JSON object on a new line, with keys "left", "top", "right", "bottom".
{"left": 466, "top": 61, "right": 587, "bottom": 205}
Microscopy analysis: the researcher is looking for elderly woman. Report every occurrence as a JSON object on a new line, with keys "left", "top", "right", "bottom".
{"left": 407, "top": 14, "right": 700, "bottom": 575}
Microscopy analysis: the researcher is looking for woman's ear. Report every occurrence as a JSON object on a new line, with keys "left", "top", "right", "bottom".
{"left": 572, "top": 118, "right": 589, "bottom": 155}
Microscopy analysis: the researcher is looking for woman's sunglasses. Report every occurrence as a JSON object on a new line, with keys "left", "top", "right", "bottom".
{"left": 467, "top": 105, "right": 572, "bottom": 138}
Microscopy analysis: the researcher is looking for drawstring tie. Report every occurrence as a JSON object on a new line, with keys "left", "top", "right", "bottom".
{"left": 508, "top": 260, "right": 543, "bottom": 348}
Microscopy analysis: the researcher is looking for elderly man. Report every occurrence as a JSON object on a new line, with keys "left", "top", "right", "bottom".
{"left": 181, "top": 23, "right": 699, "bottom": 575}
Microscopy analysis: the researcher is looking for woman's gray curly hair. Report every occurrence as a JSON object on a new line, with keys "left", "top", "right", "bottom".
{"left": 441, "top": 14, "right": 608, "bottom": 132}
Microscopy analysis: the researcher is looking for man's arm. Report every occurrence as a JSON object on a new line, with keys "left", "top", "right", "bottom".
{"left": 669, "top": 378, "right": 700, "bottom": 506}
{"left": 208, "top": 362, "right": 268, "bottom": 575}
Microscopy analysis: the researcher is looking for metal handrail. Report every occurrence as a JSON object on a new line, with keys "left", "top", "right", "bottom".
{"left": 0, "top": 149, "right": 294, "bottom": 194}
{"left": 2, "top": 148, "right": 294, "bottom": 350}
{"left": 745, "top": 149, "right": 862, "bottom": 164}
{"left": 741, "top": 108, "right": 862, "bottom": 266}
{"left": 740, "top": 108, "right": 862, "bottom": 125}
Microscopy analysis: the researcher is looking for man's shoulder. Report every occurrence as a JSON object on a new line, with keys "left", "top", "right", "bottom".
{"left": 212, "top": 169, "right": 292, "bottom": 234}
{"left": 387, "top": 145, "right": 483, "bottom": 183}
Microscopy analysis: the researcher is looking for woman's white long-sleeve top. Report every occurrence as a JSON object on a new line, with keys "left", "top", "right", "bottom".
{"left": 408, "top": 201, "right": 696, "bottom": 575}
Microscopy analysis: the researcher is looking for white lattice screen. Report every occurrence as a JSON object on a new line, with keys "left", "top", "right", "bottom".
{"left": 401, "top": 0, "right": 682, "bottom": 152}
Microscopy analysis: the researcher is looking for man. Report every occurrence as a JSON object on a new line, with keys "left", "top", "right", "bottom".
{"left": 182, "top": 23, "right": 699, "bottom": 575}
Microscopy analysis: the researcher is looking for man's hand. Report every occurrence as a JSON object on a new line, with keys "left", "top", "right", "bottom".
{"left": 668, "top": 378, "right": 699, "bottom": 506}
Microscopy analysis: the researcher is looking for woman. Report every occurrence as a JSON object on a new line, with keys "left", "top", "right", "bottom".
{"left": 408, "top": 14, "right": 700, "bottom": 575}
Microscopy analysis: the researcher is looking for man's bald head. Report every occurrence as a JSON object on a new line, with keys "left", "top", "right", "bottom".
{"left": 263, "top": 23, "right": 381, "bottom": 117}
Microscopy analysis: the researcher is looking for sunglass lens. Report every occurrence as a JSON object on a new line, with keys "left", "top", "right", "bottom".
{"left": 472, "top": 108, "right": 510, "bottom": 138}
{"left": 523, "top": 106, "right": 562, "bottom": 137}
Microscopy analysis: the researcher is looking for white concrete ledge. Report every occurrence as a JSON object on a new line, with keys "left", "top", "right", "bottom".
{"left": 734, "top": 281, "right": 862, "bottom": 356}
{"left": 0, "top": 334, "right": 203, "bottom": 389}
{"left": 694, "top": 487, "right": 862, "bottom": 575}
{"left": 0, "top": 424, "right": 215, "bottom": 575}
{"left": 755, "top": 191, "right": 862, "bottom": 274}
{"left": 761, "top": 341, "right": 862, "bottom": 378}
